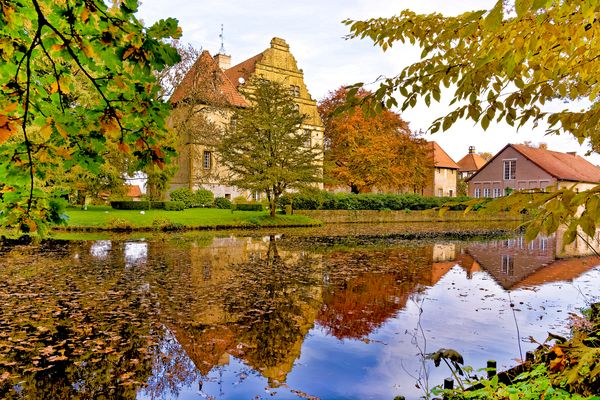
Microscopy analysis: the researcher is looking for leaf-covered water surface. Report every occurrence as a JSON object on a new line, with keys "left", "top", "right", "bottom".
{"left": 0, "top": 225, "right": 598, "bottom": 399}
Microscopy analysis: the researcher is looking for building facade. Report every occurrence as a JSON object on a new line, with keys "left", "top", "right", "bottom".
{"left": 169, "top": 38, "right": 324, "bottom": 199}
{"left": 423, "top": 141, "right": 458, "bottom": 197}
{"left": 466, "top": 144, "right": 600, "bottom": 198}
{"left": 457, "top": 146, "right": 487, "bottom": 180}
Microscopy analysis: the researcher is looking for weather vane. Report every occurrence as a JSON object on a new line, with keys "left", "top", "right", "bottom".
{"left": 219, "top": 24, "right": 226, "bottom": 54}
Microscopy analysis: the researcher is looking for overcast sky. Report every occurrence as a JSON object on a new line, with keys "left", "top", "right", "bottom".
{"left": 137, "top": 0, "right": 598, "bottom": 164}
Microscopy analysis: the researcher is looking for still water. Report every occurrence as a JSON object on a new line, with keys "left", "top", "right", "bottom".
{"left": 0, "top": 224, "right": 598, "bottom": 399}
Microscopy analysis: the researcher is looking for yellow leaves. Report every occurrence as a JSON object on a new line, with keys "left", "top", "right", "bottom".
{"left": 122, "top": 46, "right": 137, "bottom": 60}
{"left": 118, "top": 141, "right": 130, "bottom": 153}
{"left": 81, "top": 6, "right": 90, "bottom": 23}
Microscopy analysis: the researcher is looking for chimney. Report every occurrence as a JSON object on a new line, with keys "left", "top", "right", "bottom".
{"left": 468, "top": 146, "right": 475, "bottom": 154}
{"left": 214, "top": 53, "right": 231, "bottom": 71}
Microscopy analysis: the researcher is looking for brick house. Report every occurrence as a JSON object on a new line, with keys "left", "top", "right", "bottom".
{"left": 466, "top": 144, "right": 600, "bottom": 198}
{"left": 457, "top": 146, "right": 487, "bottom": 180}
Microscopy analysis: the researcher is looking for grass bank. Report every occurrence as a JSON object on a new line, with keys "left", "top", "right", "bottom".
{"left": 56, "top": 206, "right": 321, "bottom": 231}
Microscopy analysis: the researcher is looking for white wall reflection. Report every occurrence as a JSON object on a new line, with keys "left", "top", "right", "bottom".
{"left": 124, "top": 241, "right": 148, "bottom": 268}
{"left": 90, "top": 240, "right": 111, "bottom": 260}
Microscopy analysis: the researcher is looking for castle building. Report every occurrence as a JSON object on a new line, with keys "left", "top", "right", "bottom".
{"left": 169, "top": 37, "right": 324, "bottom": 199}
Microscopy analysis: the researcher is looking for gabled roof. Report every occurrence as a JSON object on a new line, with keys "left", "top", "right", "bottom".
{"left": 224, "top": 53, "right": 264, "bottom": 89}
{"left": 467, "top": 143, "right": 600, "bottom": 183}
{"left": 457, "top": 152, "right": 487, "bottom": 172}
{"left": 126, "top": 185, "right": 142, "bottom": 198}
{"left": 170, "top": 50, "right": 247, "bottom": 107}
{"left": 429, "top": 141, "right": 459, "bottom": 169}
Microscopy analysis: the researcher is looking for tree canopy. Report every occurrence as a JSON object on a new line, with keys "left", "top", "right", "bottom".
{"left": 344, "top": 1, "right": 599, "bottom": 147}
{"left": 0, "top": 0, "right": 181, "bottom": 233}
{"left": 319, "top": 87, "right": 432, "bottom": 194}
{"left": 217, "top": 78, "right": 322, "bottom": 217}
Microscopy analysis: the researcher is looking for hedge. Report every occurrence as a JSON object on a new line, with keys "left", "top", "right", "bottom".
{"left": 110, "top": 201, "right": 150, "bottom": 210}
{"left": 169, "top": 188, "right": 215, "bottom": 208}
{"left": 164, "top": 201, "right": 186, "bottom": 211}
{"left": 233, "top": 203, "right": 263, "bottom": 211}
{"left": 214, "top": 197, "right": 232, "bottom": 209}
{"left": 110, "top": 201, "right": 186, "bottom": 211}
{"left": 277, "top": 191, "right": 472, "bottom": 211}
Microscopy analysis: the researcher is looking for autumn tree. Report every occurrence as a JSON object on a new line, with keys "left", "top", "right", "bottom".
{"left": 343, "top": 1, "right": 600, "bottom": 243}
{"left": 0, "top": 0, "right": 181, "bottom": 233}
{"left": 319, "top": 87, "right": 432, "bottom": 194}
{"left": 217, "top": 78, "right": 322, "bottom": 217}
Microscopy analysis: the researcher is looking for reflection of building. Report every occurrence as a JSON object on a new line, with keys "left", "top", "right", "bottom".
{"left": 467, "top": 144, "right": 600, "bottom": 198}
{"left": 463, "top": 234, "right": 600, "bottom": 289}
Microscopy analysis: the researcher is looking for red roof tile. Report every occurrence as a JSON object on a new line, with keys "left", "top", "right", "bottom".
{"left": 457, "top": 152, "right": 487, "bottom": 172}
{"left": 170, "top": 51, "right": 247, "bottom": 107}
{"left": 126, "top": 185, "right": 142, "bottom": 198}
{"left": 224, "top": 53, "right": 263, "bottom": 89}
{"left": 511, "top": 144, "right": 600, "bottom": 183}
{"left": 429, "top": 141, "right": 459, "bottom": 169}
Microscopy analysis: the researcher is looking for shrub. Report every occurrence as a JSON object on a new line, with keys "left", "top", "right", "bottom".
{"left": 276, "top": 190, "right": 472, "bottom": 211}
{"left": 169, "top": 188, "right": 195, "bottom": 208}
{"left": 234, "top": 203, "right": 263, "bottom": 211}
{"left": 214, "top": 197, "right": 232, "bottom": 209}
{"left": 164, "top": 201, "right": 185, "bottom": 211}
{"left": 194, "top": 189, "right": 214, "bottom": 207}
{"left": 150, "top": 201, "right": 167, "bottom": 209}
{"left": 110, "top": 201, "right": 150, "bottom": 210}
{"left": 233, "top": 195, "right": 247, "bottom": 204}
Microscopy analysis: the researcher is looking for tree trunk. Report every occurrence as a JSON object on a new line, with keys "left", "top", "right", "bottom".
{"left": 350, "top": 183, "right": 360, "bottom": 194}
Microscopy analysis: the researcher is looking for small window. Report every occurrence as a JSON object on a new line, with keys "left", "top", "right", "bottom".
{"left": 304, "top": 129, "right": 312, "bottom": 147}
{"left": 501, "top": 255, "right": 514, "bottom": 275}
{"left": 438, "top": 188, "right": 443, "bottom": 197}
{"left": 290, "top": 85, "right": 300, "bottom": 97}
{"left": 448, "top": 189, "right": 453, "bottom": 197}
{"left": 203, "top": 151, "right": 212, "bottom": 169}
{"left": 225, "top": 193, "right": 231, "bottom": 200}
{"left": 503, "top": 160, "right": 516, "bottom": 180}
{"left": 474, "top": 188, "right": 481, "bottom": 198}
{"left": 483, "top": 188, "right": 490, "bottom": 198}
{"left": 493, "top": 188, "right": 502, "bottom": 198}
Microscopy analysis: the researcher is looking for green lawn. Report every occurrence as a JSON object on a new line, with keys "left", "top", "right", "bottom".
{"left": 61, "top": 206, "right": 321, "bottom": 230}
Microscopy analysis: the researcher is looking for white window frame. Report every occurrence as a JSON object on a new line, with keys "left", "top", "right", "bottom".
{"left": 483, "top": 187, "right": 490, "bottom": 198}
{"left": 503, "top": 159, "right": 516, "bottom": 180}
{"left": 474, "top": 188, "right": 481, "bottom": 198}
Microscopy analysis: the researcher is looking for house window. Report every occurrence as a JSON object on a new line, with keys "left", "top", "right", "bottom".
{"left": 493, "top": 188, "right": 502, "bottom": 198}
{"left": 474, "top": 188, "right": 481, "bottom": 198}
{"left": 438, "top": 188, "right": 443, "bottom": 197}
{"left": 503, "top": 159, "right": 516, "bottom": 180}
{"left": 448, "top": 190, "right": 453, "bottom": 197}
{"left": 304, "top": 129, "right": 312, "bottom": 147}
{"left": 203, "top": 151, "right": 212, "bottom": 169}
{"left": 483, "top": 188, "right": 490, "bottom": 197}
{"left": 501, "top": 255, "right": 514, "bottom": 275}
{"left": 290, "top": 85, "right": 300, "bottom": 97}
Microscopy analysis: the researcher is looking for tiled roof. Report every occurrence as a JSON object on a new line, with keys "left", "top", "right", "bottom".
{"left": 429, "top": 141, "right": 459, "bottom": 169}
{"left": 511, "top": 256, "right": 600, "bottom": 289}
{"left": 457, "top": 152, "right": 487, "bottom": 172}
{"left": 511, "top": 144, "right": 600, "bottom": 183}
{"left": 126, "top": 185, "right": 142, "bottom": 198}
{"left": 170, "top": 51, "right": 247, "bottom": 107}
{"left": 225, "top": 53, "right": 263, "bottom": 89}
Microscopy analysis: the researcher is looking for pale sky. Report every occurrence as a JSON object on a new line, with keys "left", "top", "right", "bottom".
{"left": 137, "top": 0, "right": 599, "bottom": 164}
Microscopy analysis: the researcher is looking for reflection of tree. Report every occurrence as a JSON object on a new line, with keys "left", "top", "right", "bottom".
{"left": 317, "top": 246, "right": 436, "bottom": 340}
{"left": 221, "top": 237, "right": 322, "bottom": 386}
{"left": 0, "top": 241, "right": 160, "bottom": 399}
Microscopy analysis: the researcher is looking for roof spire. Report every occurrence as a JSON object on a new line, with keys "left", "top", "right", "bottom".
{"left": 219, "top": 24, "right": 226, "bottom": 54}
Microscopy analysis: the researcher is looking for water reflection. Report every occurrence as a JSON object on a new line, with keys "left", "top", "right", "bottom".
{"left": 0, "top": 228, "right": 598, "bottom": 399}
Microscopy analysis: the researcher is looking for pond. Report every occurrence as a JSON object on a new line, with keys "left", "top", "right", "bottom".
{"left": 0, "top": 223, "right": 599, "bottom": 399}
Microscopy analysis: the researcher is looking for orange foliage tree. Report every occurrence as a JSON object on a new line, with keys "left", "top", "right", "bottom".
{"left": 319, "top": 87, "right": 432, "bottom": 194}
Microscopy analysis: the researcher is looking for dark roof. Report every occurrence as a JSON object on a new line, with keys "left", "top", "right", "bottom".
{"left": 170, "top": 51, "right": 247, "bottom": 107}
{"left": 467, "top": 143, "right": 600, "bottom": 183}
{"left": 224, "top": 53, "right": 263, "bottom": 89}
{"left": 429, "top": 141, "right": 459, "bottom": 169}
{"left": 457, "top": 152, "right": 487, "bottom": 172}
